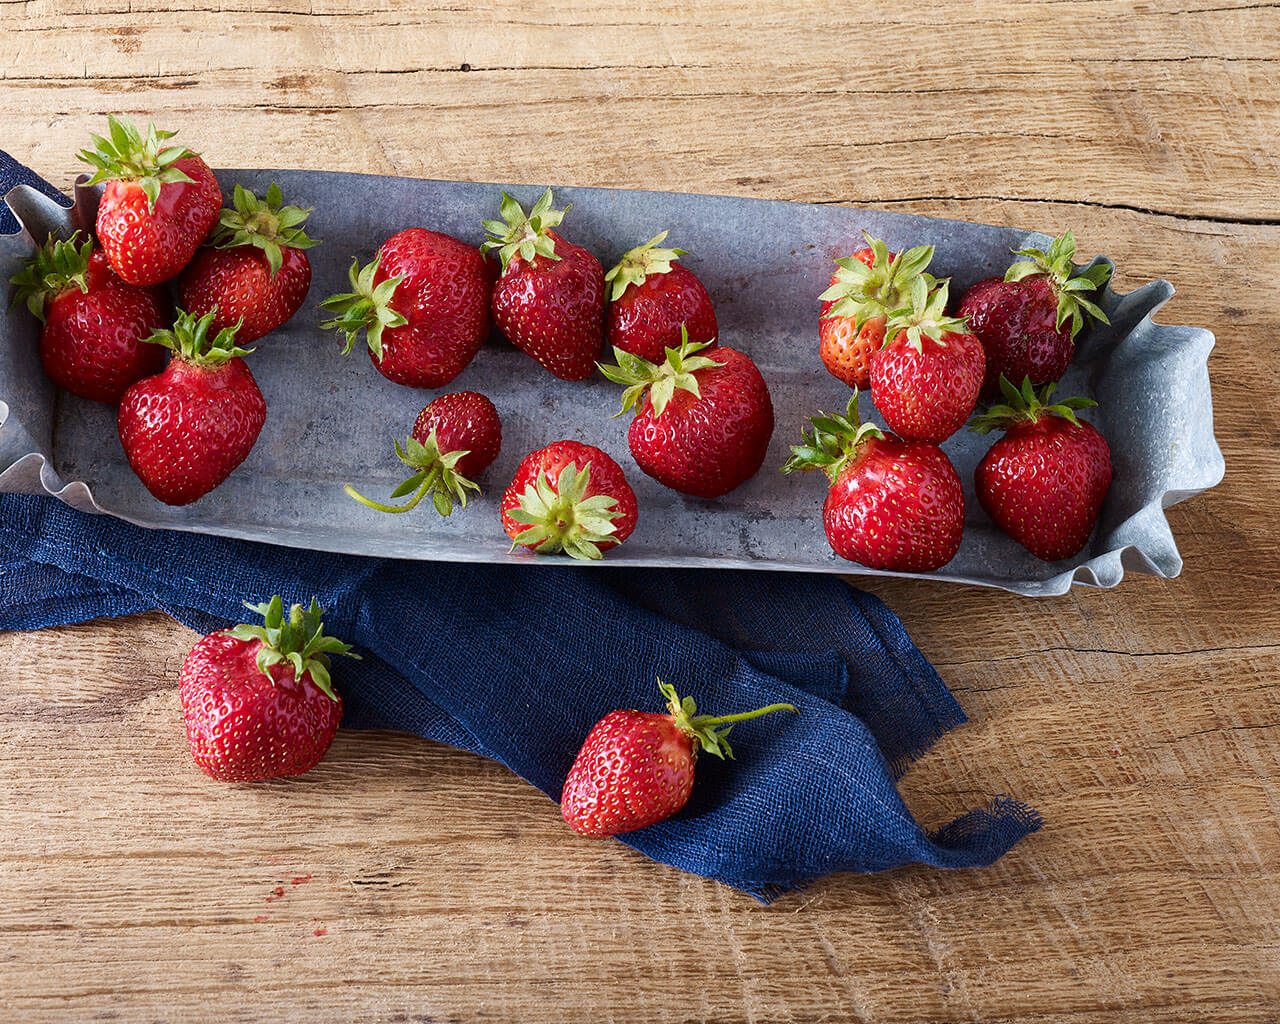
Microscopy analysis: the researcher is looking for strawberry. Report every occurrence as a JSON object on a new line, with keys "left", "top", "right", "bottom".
{"left": 77, "top": 115, "right": 222, "bottom": 286}
{"left": 957, "top": 230, "right": 1112, "bottom": 398}
{"left": 180, "top": 596, "right": 358, "bottom": 782}
{"left": 971, "top": 375, "right": 1112, "bottom": 561}
{"left": 482, "top": 190, "right": 605, "bottom": 381}
{"left": 599, "top": 327, "right": 774, "bottom": 498}
{"left": 605, "top": 231, "right": 717, "bottom": 362}
{"left": 783, "top": 391, "right": 964, "bottom": 572}
{"left": 870, "top": 280, "right": 985, "bottom": 443}
{"left": 8, "top": 231, "right": 168, "bottom": 403}
{"left": 501, "top": 440, "right": 637, "bottom": 560}
{"left": 561, "top": 678, "right": 797, "bottom": 836}
{"left": 345, "top": 390, "right": 502, "bottom": 517}
{"left": 320, "top": 228, "right": 491, "bottom": 389}
{"left": 117, "top": 309, "right": 266, "bottom": 506}
{"left": 177, "top": 183, "right": 319, "bottom": 343}
{"left": 818, "top": 235, "right": 934, "bottom": 391}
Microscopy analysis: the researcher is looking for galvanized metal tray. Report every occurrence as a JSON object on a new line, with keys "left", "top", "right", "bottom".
{"left": 0, "top": 170, "right": 1224, "bottom": 595}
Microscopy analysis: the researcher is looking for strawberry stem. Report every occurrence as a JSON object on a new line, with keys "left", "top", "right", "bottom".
{"left": 659, "top": 679, "right": 798, "bottom": 760}
{"left": 344, "top": 432, "right": 479, "bottom": 517}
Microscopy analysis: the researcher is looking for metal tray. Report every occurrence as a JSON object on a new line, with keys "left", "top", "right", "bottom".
{"left": 0, "top": 170, "right": 1224, "bottom": 595}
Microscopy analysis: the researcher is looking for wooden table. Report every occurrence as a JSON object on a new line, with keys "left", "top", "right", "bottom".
{"left": 2, "top": 2, "right": 1277, "bottom": 1021}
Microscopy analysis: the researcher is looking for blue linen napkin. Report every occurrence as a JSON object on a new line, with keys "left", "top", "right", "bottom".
{"left": 0, "top": 152, "right": 1041, "bottom": 899}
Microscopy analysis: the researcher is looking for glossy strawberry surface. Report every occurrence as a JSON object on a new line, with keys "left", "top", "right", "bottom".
{"left": 818, "top": 246, "right": 883, "bottom": 390}
{"left": 95, "top": 155, "right": 222, "bottom": 286}
{"left": 976, "top": 415, "right": 1112, "bottom": 561}
{"left": 180, "top": 631, "right": 343, "bottom": 782}
{"left": 492, "top": 231, "right": 605, "bottom": 381}
{"left": 608, "top": 263, "right": 717, "bottom": 363}
{"left": 412, "top": 390, "right": 502, "bottom": 478}
{"left": 628, "top": 346, "right": 774, "bottom": 498}
{"left": 958, "top": 275, "right": 1074, "bottom": 399}
{"left": 38, "top": 249, "right": 168, "bottom": 403}
{"left": 870, "top": 329, "right": 985, "bottom": 443}
{"left": 117, "top": 357, "right": 266, "bottom": 506}
{"left": 178, "top": 244, "right": 311, "bottom": 343}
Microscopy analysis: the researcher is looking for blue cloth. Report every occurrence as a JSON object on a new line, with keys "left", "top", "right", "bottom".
{"left": 0, "top": 153, "right": 1041, "bottom": 899}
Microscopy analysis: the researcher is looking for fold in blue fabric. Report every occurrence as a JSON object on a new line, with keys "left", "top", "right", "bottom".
{"left": 0, "top": 152, "right": 1040, "bottom": 899}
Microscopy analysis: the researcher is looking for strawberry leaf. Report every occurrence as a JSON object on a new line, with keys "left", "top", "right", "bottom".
{"left": 223, "top": 596, "right": 359, "bottom": 702}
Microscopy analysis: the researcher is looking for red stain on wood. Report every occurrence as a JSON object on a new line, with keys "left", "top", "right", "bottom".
{"left": 313, "top": 926, "right": 327, "bottom": 936}
{"left": 253, "top": 915, "right": 270, "bottom": 923}
{"left": 291, "top": 874, "right": 312, "bottom": 885}
{"left": 265, "top": 886, "right": 285, "bottom": 903}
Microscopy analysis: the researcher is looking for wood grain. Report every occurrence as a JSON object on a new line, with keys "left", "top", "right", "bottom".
{"left": 1, "top": 1, "right": 1277, "bottom": 1021}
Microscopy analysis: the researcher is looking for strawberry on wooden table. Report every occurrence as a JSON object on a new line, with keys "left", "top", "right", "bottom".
{"left": 561, "top": 678, "right": 798, "bottom": 837}
{"left": 8, "top": 231, "right": 168, "bottom": 403}
{"left": 482, "top": 189, "right": 605, "bottom": 381}
{"left": 117, "top": 308, "right": 266, "bottom": 506}
{"left": 957, "top": 230, "right": 1112, "bottom": 398}
{"left": 320, "top": 228, "right": 492, "bottom": 389}
{"left": 869, "top": 279, "right": 985, "bottom": 444}
{"left": 178, "top": 183, "right": 319, "bottom": 343}
{"left": 180, "top": 596, "right": 359, "bottom": 782}
{"left": 605, "top": 230, "right": 717, "bottom": 362}
{"left": 345, "top": 390, "right": 502, "bottom": 517}
{"left": 783, "top": 391, "right": 965, "bottom": 572}
{"left": 599, "top": 326, "right": 774, "bottom": 498}
{"left": 971, "top": 375, "right": 1113, "bottom": 562}
{"left": 77, "top": 115, "right": 222, "bottom": 286}
{"left": 501, "top": 440, "right": 637, "bottom": 560}
{"left": 818, "top": 234, "right": 935, "bottom": 391}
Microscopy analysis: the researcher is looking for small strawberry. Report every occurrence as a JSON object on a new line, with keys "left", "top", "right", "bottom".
{"left": 345, "top": 390, "right": 502, "bottom": 517}
{"left": 818, "top": 234, "right": 935, "bottom": 391}
{"left": 77, "top": 115, "right": 222, "bottom": 286}
{"left": 957, "top": 230, "right": 1112, "bottom": 398}
{"left": 8, "top": 231, "right": 168, "bottom": 403}
{"left": 870, "top": 280, "right": 985, "bottom": 444}
{"left": 501, "top": 440, "right": 638, "bottom": 560}
{"left": 599, "top": 327, "right": 774, "bottom": 498}
{"left": 561, "top": 678, "right": 797, "bottom": 837}
{"left": 177, "top": 183, "right": 319, "bottom": 343}
{"left": 604, "top": 231, "right": 717, "bottom": 362}
{"left": 783, "top": 391, "right": 964, "bottom": 572}
{"left": 971, "top": 375, "right": 1112, "bottom": 561}
{"left": 320, "top": 228, "right": 491, "bottom": 389}
{"left": 180, "top": 596, "right": 359, "bottom": 782}
{"left": 483, "top": 190, "right": 605, "bottom": 381}
{"left": 118, "top": 309, "right": 266, "bottom": 506}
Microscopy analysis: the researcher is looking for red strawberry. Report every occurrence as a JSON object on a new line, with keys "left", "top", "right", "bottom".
{"left": 77, "top": 115, "right": 222, "bottom": 286}
{"left": 971, "top": 376, "right": 1112, "bottom": 561}
{"left": 870, "top": 280, "right": 985, "bottom": 443}
{"left": 8, "top": 231, "right": 168, "bottom": 403}
{"left": 321, "top": 228, "right": 491, "bottom": 389}
{"left": 561, "top": 678, "right": 797, "bottom": 836}
{"left": 605, "top": 231, "right": 717, "bottom": 362}
{"left": 957, "top": 230, "right": 1112, "bottom": 398}
{"left": 501, "top": 440, "right": 637, "bottom": 559}
{"left": 483, "top": 190, "right": 605, "bottom": 381}
{"left": 180, "top": 596, "right": 358, "bottom": 782}
{"left": 177, "top": 183, "right": 318, "bottom": 343}
{"left": 118, "top": 309, "right": 266, "bottom": 505}
{"left": 599, "top": 327, "right": 774, "bottom": 498}
{"left": 783, "top": 391, "right": 964, "bottom": 572}
{"left": 345, "top": 390, "right": 502, "bottom": 517}
{"left": 818, "top": 235, "right": 934, "bottom": 391}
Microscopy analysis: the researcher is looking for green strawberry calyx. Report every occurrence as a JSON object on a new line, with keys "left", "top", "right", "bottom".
{"left": 819, "top": 232, "right": 936, "bottom": 332}
{"left": 1005, "top": 230, "right": 1112, "bottom": 339}
{"left": 344, "top": 431, "right": 481, "bottom": 518}
{"left": 143, "top": 308, "right": 254, "bottom": 367}
{"left": 76, "top": 114, "right": 197, "bottom": 213}
{"left": 8, "top": 232, "right": 94, "bottom": 322}
{"left": 659, "top": 679, "right": 797, "bottom": 761}
{"left": 224, "top": 596, "right": 359, "bottom": 702}
{"left": 604, "top": 230, "right": 687, "bottom": 302}
{"left": 210, "top": 183, "right": 319, "bottom": 277}
{"left": 598, "top": 325, "right": 723, "bottom": 417}
{"left": 969, "top": 375, "right": 1098, "bottom": 435}
{"left": 782, "top": 389, "right": 886, "bottom": 485}
{"left": 318, "top": 254, "right": 408, "bottom": 361}
{"left": 507, "top": 460, "right": 623, "bottom": 561}
{"left": 884, "top": 277, "right": 970, "bottom": 352}
{"left": 480, "top": 189, "right": 567, "bottom": 272}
